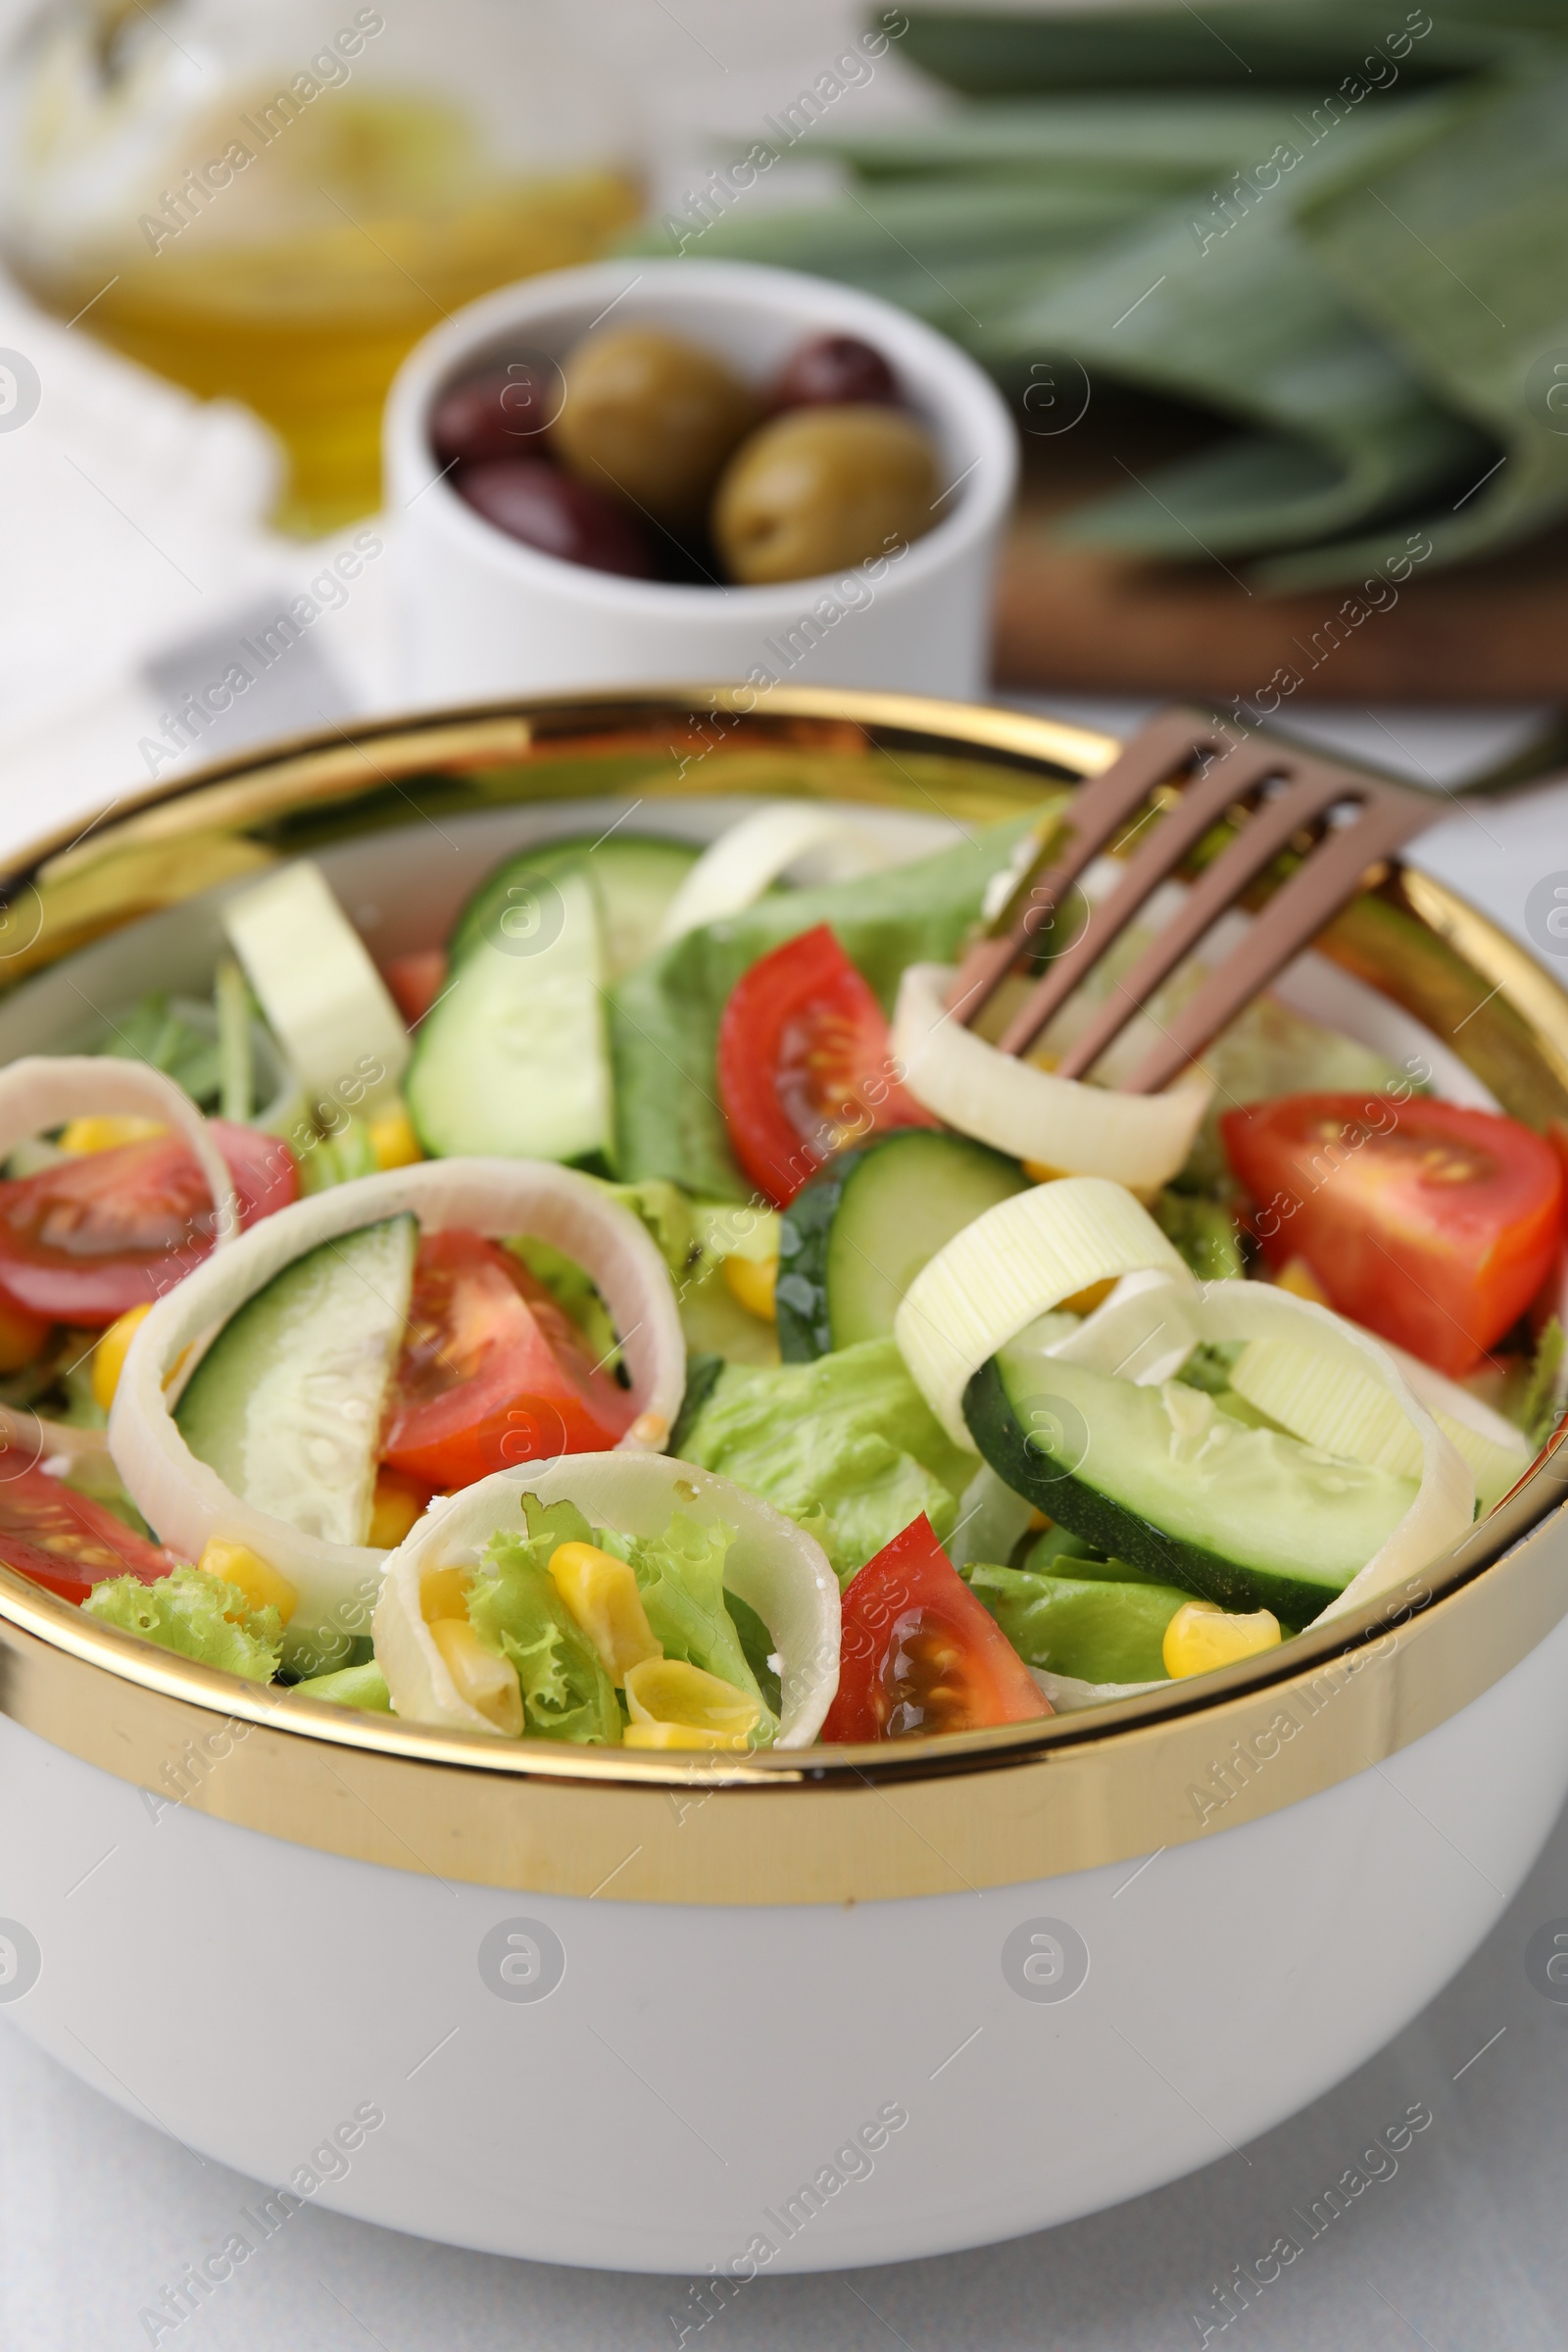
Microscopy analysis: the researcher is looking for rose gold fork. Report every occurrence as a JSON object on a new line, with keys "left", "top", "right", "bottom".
{"left": 947, "top": 706, "right": 1435, "bottom": 1090}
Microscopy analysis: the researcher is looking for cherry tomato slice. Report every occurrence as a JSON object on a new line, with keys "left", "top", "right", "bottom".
{"left": 0, "top": 1465, "right": 175, "bottom": 1604}
{"left": 380, "top": 1229, "right": 633, "bottom": 1490}
{"left": 0, "top": 1122, "right": 299, "bottom": 1328}
{"left": 820, "top": 1514, "right": 1051, "bottom": 1741}
{"left": 716, "top": 924, "right": 938, "bottom": 1207}
{"left": 1221, "top": 1092, "right": 1564, "bottom": 1376}
{"left": 383, "top": 950, "right": 448, "bottom": 1028}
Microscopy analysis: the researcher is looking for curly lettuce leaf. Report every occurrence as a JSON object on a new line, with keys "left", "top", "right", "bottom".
{"left": 83, "top": 1566, "right": 282, "bottom": 1683}
{"left": 603, "top": 1512, "right": 776, "bottom": 1742}
{"left": 468, "top": 1496, "right": 621, "bottom": 1745}
{"left": 678, "top": 1337, "right": 975, "bottom": 1588}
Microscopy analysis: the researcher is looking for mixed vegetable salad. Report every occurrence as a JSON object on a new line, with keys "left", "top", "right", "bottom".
{"left": 0, "top": 783, "right": 1561, "bottom": 1752}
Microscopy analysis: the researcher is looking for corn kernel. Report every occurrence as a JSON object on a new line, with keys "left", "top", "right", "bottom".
{"left": 1162, "top": 1599, "right": 1282, "bottom": 1681}
{"left": 419, "top": 1564, "right": 471, "bottom": 1623}
{"left": 1274, "top": 1256, "right": 1329, "bottom": 1305}
{"left": 624, "top": 1656, "right": 760, "bottom": 1749}
{"left": 428, "top": 1617, "right": 522, "bottom": 1736}
{"left": 622, "top": 1720, "right": 750, "bottom": 1750}
{"left": 91, "top": 1302, "right": 151, "bottom": 1411}
{"left": 59, "top": 1115, "right": 167, "bottom": 1155}
{"left": 0, "top": 1296, "right": 50, "bottom": 1375}
{"left": 722, "top": 1251, "right": 777, "bottom": 1322}
{"left": 1060, "top": 1277, "right": 1116, "bottom": 1316}
{"left": 368, "top": 1469, "right": 428, "bottom": 1549}
{"left": 368, "top": 1102, "right": 424, "bottom": 1171}
{"left": 548, "top": 1541, "right": 661, "bottom": 1683}
{"left": 199, "top": 1536, "right": 298, "bottom": 1627}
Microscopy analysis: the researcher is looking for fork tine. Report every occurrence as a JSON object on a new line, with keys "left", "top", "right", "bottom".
{"left": 1121, "top": 787, "right": 1433, "bottom": 1096}
{"left": 945, "top": 706, "right": 1230, "bottom": 1024}
{"left": 994, "top": 742, "right": 1337, "bottom": 1061}
{"left": 1040, "top": 766, "right": 1363, "bottom": 1075}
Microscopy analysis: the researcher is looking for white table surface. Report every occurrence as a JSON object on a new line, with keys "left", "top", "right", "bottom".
{"left": 3, "top": 1782, "right": 1566, "bottom": 2352}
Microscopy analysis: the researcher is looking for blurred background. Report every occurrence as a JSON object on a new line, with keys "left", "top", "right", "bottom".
{"left": 2, "top": 0, "right": 1567, "bottom": 833}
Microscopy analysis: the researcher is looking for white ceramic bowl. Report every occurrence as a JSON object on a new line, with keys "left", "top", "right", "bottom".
{"left": 383, "top": 259, "right": 1018, "bottom": 705}
{"left": 2, "top": 692, "right": 1566, "bottom": 2277}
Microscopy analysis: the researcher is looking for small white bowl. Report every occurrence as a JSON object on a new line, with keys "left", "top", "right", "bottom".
{"left": 383, "top": 258, "right": 1018, "bottom": 705}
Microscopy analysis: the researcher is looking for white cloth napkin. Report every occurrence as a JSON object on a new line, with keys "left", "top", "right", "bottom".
{"left": 0, "top": 270, "right": 397, "bottom": 862}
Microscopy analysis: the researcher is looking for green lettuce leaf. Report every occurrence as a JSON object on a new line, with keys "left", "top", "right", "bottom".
{"left": 1152, "top": 1190, "right": 1243, "bottom": 1282}
{"left": 610, "top": 814, "right": 1044, "bottom": 1200}
{"left": 507, "top": 1235, "right": 620, "bottom": 1368}
{"left": 1515, "top": 1316, "right": 1565, "bottom": 1450}
{"left": 592, "top": 1176, "right": 701, "bottom": 1275}
{"left": 296, "top": 1115, "right": 379, "bottom": 1195}
{"left": 83, "top": 1567, "right": 282, "bottom": 1683}
{"left": 94, "top": 991, "right": 222, "bottom": 1108}
{"left": 678, "top": 1337, "right": 975, "bottom": 1587}
{"left": 965, "top": 1561, "right": 1188, "bottom": 1683}
{"left": 603, "top": 1512, "right": 776, "bottom": 1741}
{"left": 467, "top": 1496, "right": 621, "bottom": 1744}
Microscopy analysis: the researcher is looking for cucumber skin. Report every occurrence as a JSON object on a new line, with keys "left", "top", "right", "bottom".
{"left": 775, "top": 1152, "right": 860, "bottom": 1361}
{"left": 175, "top": 1215, "right": 416, "bottom": 1555}
{"left": 962, "top": 1358, "right": 1320, "bottom": 1624}
{"left": 449, "top": 836, "right": 697, "bottom": 975}
{"left": 776, "top": 1131, "right": 1028, "bottom": 1364}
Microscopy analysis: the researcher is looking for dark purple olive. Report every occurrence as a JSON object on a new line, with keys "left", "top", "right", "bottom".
{"left": 772, "top": 333, "right": 900, "bottom": 412}
{"left": 456, "top": 458, "right": 658, "bottom": 577}
{"left": 430, "top": 365, "right": 558, "bottom": 466}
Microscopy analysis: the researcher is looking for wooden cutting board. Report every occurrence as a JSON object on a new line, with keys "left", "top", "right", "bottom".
{"left": 994, "top": 416, "right": 1568, "bottom": 704}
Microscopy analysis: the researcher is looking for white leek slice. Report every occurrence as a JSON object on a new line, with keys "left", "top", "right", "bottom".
{"left": 1034, "top": 1270, "right": 1475, "bottom": 1623}
{"left": 0, "top": 1054, "right": 238, "bottom": 1240}
{"left": 372, "top": 1453, "right": 840, "bottom": 1747}
{"left": 1231, "top": 1334, "right": 1531, "bottom": 1511}
{"left": 109, "top": 1160, "right": 685, "bottom": 1674}
{"left": 1380, "top": 1337, "right": 1533, "bottom": 1510}
{"left": 1030, "top": 1665, "right": 1164, "bottom": 1713}
{"left": 222, "top": 860, "right": 409, "bottom": 1119}
{"left": 655, "top": 806, "right": 890, "bottom": 945}
{"left": 892, "top": 962, "right": 1212, "bottom": 1192}
{"left": 895, "top": 1175, "right": 1188, "bottom": 1448}
{"left": 948, "top": 1461, "right": 1037, "bottom": 1570}
{"left": 1039, "top": 1267, "right": 1200, "bottom": 1388}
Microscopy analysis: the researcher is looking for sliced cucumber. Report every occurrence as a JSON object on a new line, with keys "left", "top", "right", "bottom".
{"left": 449, "top": 836, "right": 699, "bottom": 981}
{"left": 407, "top": 863, "right": 611, "bottom": 1161}
{"left": 776, "top": 1129, "right": 1028, "bottom": 1361}
{"left": 964, "top": 1561, "right": 1188, "bottom": 1684}
{"left": 964, "top": 1349, "right": 1418, "bottom": 1624}
{"left": 175, "top": 1216, "right": 416, "bottom": 1549}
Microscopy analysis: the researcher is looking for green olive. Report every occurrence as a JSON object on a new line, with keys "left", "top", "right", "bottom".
{"left": 712, "top": 405, "right": 940, "bottom": 586}
{"left": 553, "top": 327, "right": 760, "bottom": 525}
